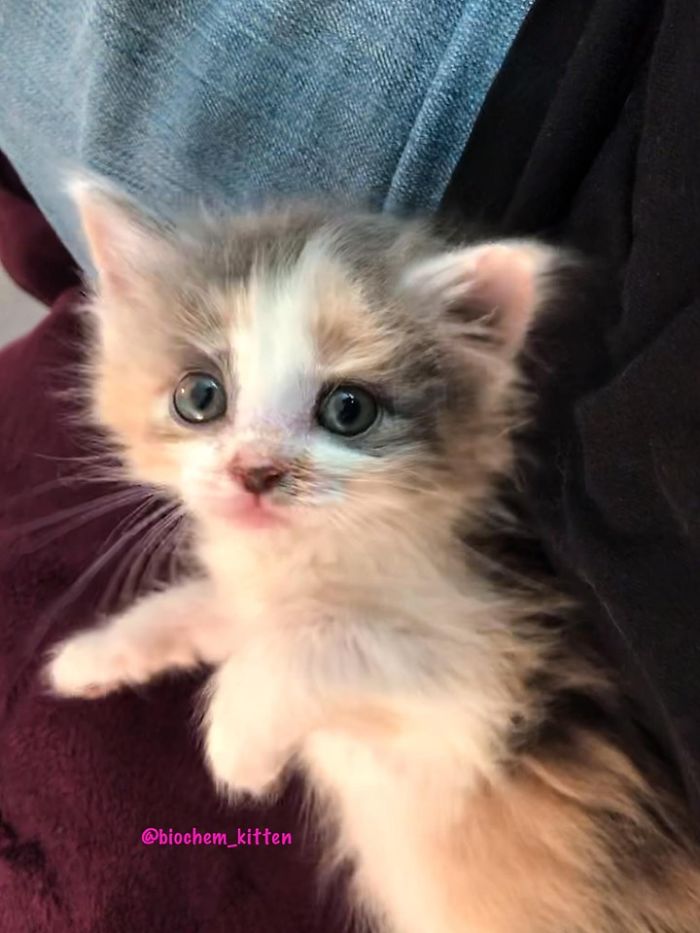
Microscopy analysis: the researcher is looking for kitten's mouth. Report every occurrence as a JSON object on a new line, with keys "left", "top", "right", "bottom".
{"left": 215, "top": 492, "right": 288, "bottom": 529}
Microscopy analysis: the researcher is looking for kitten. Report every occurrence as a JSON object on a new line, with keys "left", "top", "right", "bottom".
{"left": 47, "top": 181, "right": 700, "bottom": 933}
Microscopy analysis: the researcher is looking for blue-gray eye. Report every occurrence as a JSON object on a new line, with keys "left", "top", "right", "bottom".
{"left": 317, "top": 384, "right": 380, "bottom": 437}
{"left": 173, "top": 372, "right": 227, "bottom": 424}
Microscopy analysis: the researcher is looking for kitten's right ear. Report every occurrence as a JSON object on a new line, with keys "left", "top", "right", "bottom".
{"left": 403, "top": 240, "right": 561, "bottom": 358}
{"left": 68, "top": 176, "right": 171, "bottom": 299}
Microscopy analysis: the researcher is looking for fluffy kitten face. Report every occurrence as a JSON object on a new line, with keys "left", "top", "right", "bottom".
{"left": 72, "top": 182, "right": 557, "bottom": 536}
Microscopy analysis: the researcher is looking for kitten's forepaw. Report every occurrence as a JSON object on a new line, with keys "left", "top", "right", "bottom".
{"left": 205, "top": 721, "right": 284, "bottom": 799}
{"left": 45, "top": 631, "right": 140, "bottom": 699}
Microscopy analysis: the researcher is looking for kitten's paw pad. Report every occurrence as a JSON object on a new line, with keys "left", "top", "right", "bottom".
{"left": 45, "top": 632, "right": 138, "bottom": 698}
{"left": 205, "top": 724, "right": 283, "bottom": 798}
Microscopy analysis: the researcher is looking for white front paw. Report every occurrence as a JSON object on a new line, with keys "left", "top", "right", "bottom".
{"left": 46, "top": 630, "right": 145, "bottom": 698}
{"left": 205, "top": 719, "right": 284, "bottom": 798}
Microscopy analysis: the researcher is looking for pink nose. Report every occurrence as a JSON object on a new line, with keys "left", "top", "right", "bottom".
{"left": 230, "top": 462, "right": 287, "bottom": 495}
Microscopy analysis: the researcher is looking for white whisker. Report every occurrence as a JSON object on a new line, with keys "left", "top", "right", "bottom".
{"left": 97, "top": 502, "right": 184, "bottom": 613}
{"left": 10, "top": 489, "right": 153, "bottom": 553}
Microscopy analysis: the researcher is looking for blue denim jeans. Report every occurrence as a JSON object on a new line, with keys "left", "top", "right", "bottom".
{"left": 0, "top": 0, "right": 532, "bottom": 270}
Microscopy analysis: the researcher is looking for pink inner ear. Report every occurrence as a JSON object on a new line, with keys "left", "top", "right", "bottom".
{"left": 70, "top": 178, "right": 162, "bottom": 298}
{"left": 470, "top": 245, "right": 542, "bottom": 348}
{"left": 405, "top": 240, "right": 555, "bottom": 352}
{"left": 78, "top": 201, "right": 127, "bottom": 291}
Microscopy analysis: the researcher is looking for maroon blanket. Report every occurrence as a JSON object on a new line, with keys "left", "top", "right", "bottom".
{"left": 0, "top": 156, "right": 346, "bottom": 932}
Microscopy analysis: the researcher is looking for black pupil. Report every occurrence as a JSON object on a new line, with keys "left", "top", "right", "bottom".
{"left": 191, "top": 379, "right": 215, "bottom": 412}
{"left": 335, "top": 391, "right": 361, "bottom": 425}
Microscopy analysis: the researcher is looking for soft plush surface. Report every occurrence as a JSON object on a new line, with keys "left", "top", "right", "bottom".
{"left": 2, "top": 0, "right": 700, "bottom": 928}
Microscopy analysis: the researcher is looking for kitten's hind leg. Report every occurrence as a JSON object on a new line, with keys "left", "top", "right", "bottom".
{"left": 202, "top": 634, "right": 319, "bottom": 799}
{"left": 203, "top": 650, "right": 291, "bottom": 798}
{"left": 45, "top": 579, "right": 230, "bottom": 698}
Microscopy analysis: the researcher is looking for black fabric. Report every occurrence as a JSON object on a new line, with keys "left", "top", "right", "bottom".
{"left": 442, "top": 0, "right": 700, "bottom": 816}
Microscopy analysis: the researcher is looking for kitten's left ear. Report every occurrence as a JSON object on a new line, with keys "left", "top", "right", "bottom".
{"left": 404, "top": 240, "right": 561, "bottom": 355}
{"left": 68, "top": 175, "right": 174, "bottom": 299}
